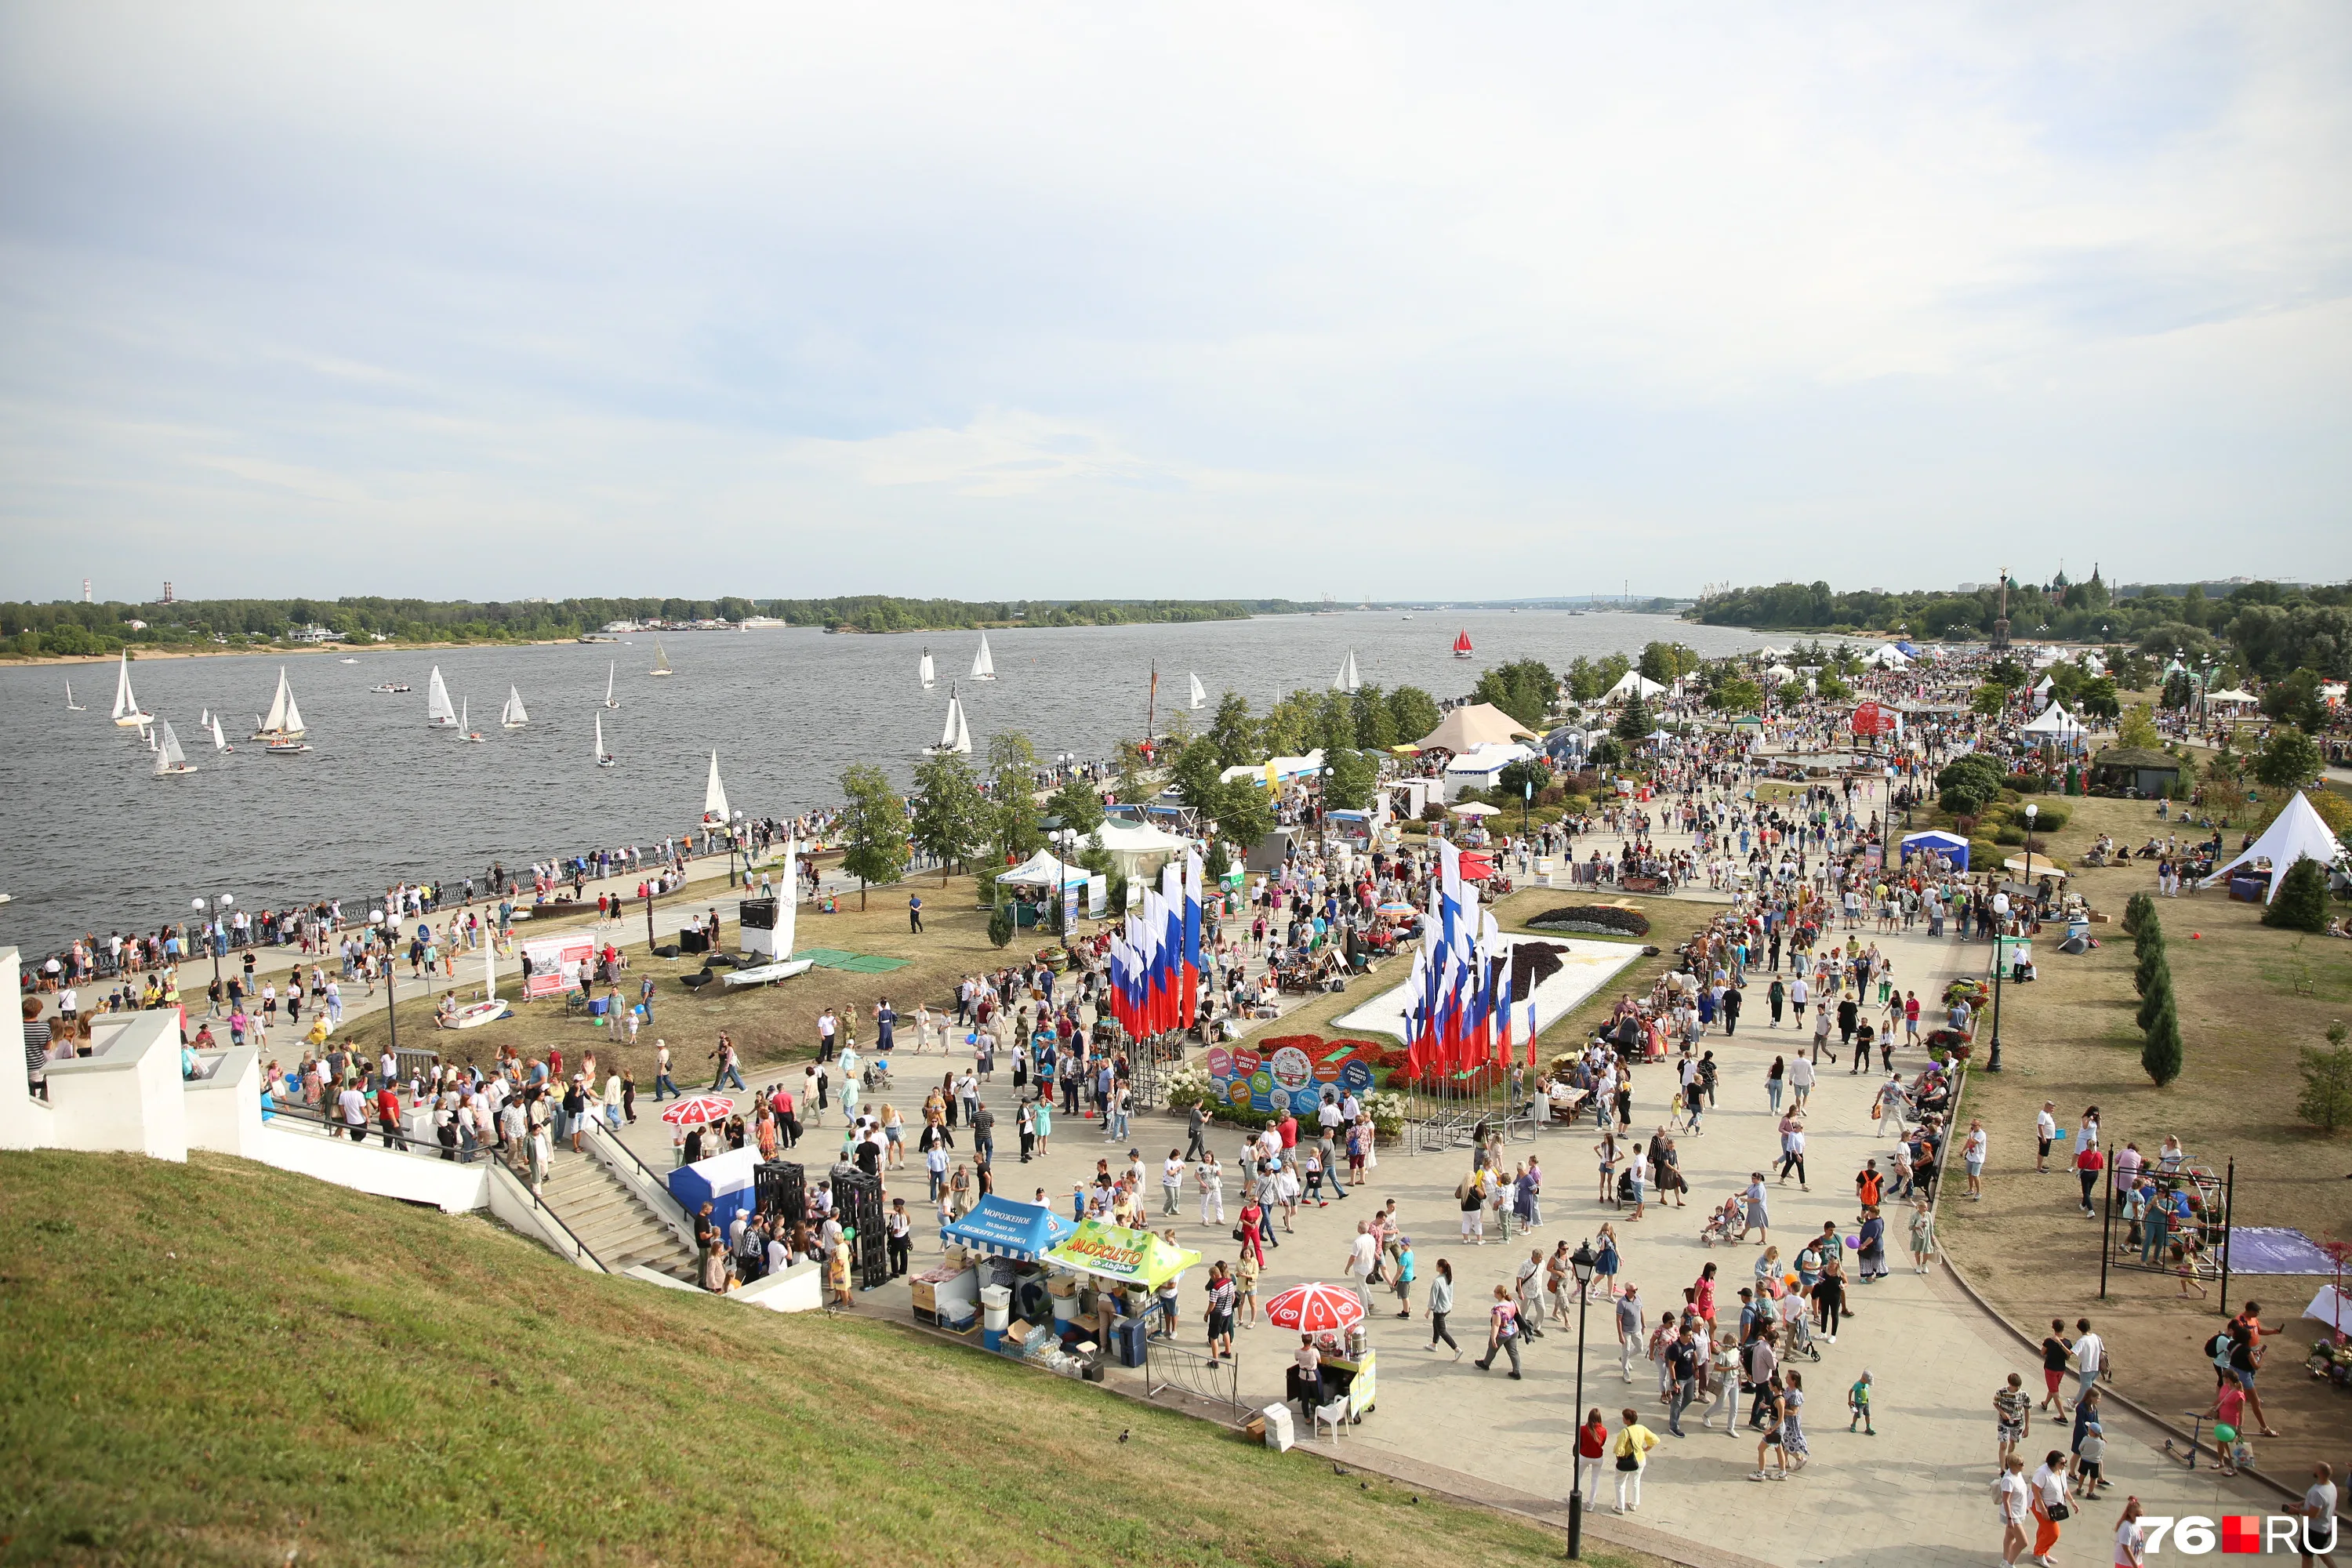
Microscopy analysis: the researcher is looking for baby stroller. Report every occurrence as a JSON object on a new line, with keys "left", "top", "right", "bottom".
{"left": 1698, "top": 1198, "right": 1740, "bottom": 1248}
{"left": 1777, "top": 1307, "right": 1823, "bottom": 1362}
{"left": 862, "top": 1058, "right": 893, "bottom": 1090}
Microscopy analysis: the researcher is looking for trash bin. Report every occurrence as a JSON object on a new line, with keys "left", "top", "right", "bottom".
{"left": 980, "top": 1285, "right": 1012, "bottom": 1333}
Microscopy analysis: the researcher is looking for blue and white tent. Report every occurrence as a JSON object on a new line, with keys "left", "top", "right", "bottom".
{"left": 941, "top": 1194, "right": 1076, "bottom": 1260}
{"left": 1900, "top": 829, "right": 1971, "bottom": 870}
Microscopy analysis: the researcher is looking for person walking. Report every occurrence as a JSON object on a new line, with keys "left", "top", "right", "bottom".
{"left": 1752, "top": 1371, "right": 1790, "bottom": 1481}
{"left": 1994, "top": 1454, "right": 2032, "bottom": 1566}
{"left": 1908, "top": 1197, "right": 1937, "bottom": 1273}
{"left": 1613, "top": 1407, "right": 1661, "bottom": 1514}
{"left": 652, "top": 1040, "right": 679, "bottom": 1101}
{"left": 1616, "top": 1284, "right": 1645, "bottom": 1380}
{"left": 1427, "top": 1258, "right": 1461, "bottom": 1359}
{"left": 2028, "top": 1448, "right": 2069, "bottom": 1566}
{"left": 1473, "top": 1283, "right": 1523, "bottom": 1378}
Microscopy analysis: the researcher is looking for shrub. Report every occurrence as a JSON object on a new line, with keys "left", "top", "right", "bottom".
{"left": 2122, "top": 892, "right": 2153, "bottom": 935}
{"left": 2297, "top": 1021, "right": 2352, "bottom": 1134}
{"left": 2142, "top": 993, "right": 2184, "bottom": 1087}
{"left": 2132, "top": 911, "right": 2165, "bottom": 960}
{"left": 1421, "top": 801, "right": 1449, "bottom": 823}
{"left": 1994, "top": 825, "right": 2027, "bottom": 846}
{"left": 2135, "top": 959, "right": 2172, "bottom": 1033}
{"left": 1969, "top": 840, "right": 2000, "bottom": 869}
{"left": 1526, "top": 904, "right": 1653, "bottom": 938}
{"left": 2004, "top": 774, "right": 2049, "bottom": 793}
{"left": 986, "top": 903, "right": 1014, "bottom": 949}
{"left": 2133, "top": 934, "right": 2169, "bottom": 998}
{"left": 2264, "top": 858, "right": 2330, "bottom": 934}
{"left": 1536, "top": 784, "right": 1567, "bottom": 808}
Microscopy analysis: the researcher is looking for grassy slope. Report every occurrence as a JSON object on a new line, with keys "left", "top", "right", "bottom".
{"left": 1934, "top": 793, "right": 2352, "bottom": 1481}
{"left": 0, "top": 1149, "right": 1625, "bottom": 1568}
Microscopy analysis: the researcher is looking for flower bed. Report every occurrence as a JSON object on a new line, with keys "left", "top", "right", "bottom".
{"left": 1525, "top": 904, "right": 1652, "bottom": 938}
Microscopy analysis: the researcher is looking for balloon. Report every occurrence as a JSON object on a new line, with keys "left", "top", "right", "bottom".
{"left": 1784, "top": 1273, "right": 1798, "bottom": 1287}
{"left": 1844, "top": 1235, "right": 1860, "bottom": 1248}
{"left": 2190, "top": 932, "right": 2201, "bottom": 939}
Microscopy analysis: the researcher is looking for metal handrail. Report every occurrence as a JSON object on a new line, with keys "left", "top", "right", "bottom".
{"left": 483, "top": 1157, "right": 610, "bottom": 1272}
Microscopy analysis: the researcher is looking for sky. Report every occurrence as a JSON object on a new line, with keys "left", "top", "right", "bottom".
{"left": 2, "top": 3, "right": 2348, "bottom": 604}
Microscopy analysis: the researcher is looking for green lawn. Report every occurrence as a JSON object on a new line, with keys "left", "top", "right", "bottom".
{"left": 0, "top": 1150, "right": 1652, "bottom": 1568}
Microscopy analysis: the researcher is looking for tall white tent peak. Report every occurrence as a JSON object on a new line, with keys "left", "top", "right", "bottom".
{"left": 2199, "top": 790, "right": 2347, "bottom": 903}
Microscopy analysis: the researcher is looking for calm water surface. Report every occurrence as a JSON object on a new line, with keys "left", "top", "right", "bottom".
{"left": 0, "top": 610, "right": 1761, "bottom": 950}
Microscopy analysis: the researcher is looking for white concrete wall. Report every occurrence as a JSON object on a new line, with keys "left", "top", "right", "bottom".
{"left": 733, "top": 1258, "right": 825, "bottom": 1313}
{"left": 43, "top": 1010, "right": 187, "bottom": 1161}
{"left": 255, "top": 1123, "right": 488, "bottom": 1212}
{"left": 184, "top": 1047, "right": 264, "bottom": 1160}
{"left": 0, "top": 949, "right": 57, "bottom": 1152}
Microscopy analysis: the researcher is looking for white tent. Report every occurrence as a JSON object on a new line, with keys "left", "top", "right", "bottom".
{"left": 1761, "top": 662, "right": 1797, "bottom": 685}
{"left": 2207, "top": 687, "right": 2258, "bottom": 709}
{"left": 2031, "top": 674, "right": 2054, "bottom": 710}
{"left": 2199, "top": 790, "right": 2348, "bottom": 903}
{"left": 1601, "top": 670, "right": 1668, "bottom": 704}
{"left": 2021, "top": 702, "right": 2086, "bottom": 746}
{"left": 1865, "top": 644, "right": 1910, "bottom": 669}
{"left": 1218, "top": 749, "right": 1327, "bottom": 786}
{"left": 1439, "top": 742, "right": 1534, "bottom": 801}
{"left": 997, "top": 849, "right": 1089, "bottom": 889}
{"left": 1065, "top": 818, "right": 1189, "bottom": 884}
{"left": 1410, "top": 703, "right": 1540, "bottom": 753}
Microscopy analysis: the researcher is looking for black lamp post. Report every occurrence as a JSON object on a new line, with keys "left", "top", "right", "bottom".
{"left": 369, "top": 907, "right": 397, "bottom": 1059}
{"left": 190, "top": 893, "right": 232, "bottom": 1011}
{"left": 1567, "top": 1238, "right": 1596, "bottom": 1559}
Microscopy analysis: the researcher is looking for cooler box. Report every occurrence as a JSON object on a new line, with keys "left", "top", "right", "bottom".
{"left": 1109, "top": 1315, "right": 1149, "bottom": 1368}
{"left": 1261, "top": 1404, "right": 1294, "bottom": 1452}
{"left": 982, "top": 1328, "right": 1005, "bottom": 1352}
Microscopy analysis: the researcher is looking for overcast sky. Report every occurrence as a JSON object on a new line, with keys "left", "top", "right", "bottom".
{"left": 2, "top": 3, "right": 2347, "bottom": 604}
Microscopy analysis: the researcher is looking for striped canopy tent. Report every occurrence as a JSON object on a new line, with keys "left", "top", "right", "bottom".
{"left": 941, "top": 1194, "right": 1076, "bottom": 1260}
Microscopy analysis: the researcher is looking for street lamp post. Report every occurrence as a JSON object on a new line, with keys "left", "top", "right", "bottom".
{"left": 189, "top": 893, "right": 233, "bottom": 1011}
{"left": 369, "top": 908, "right": 397, "bottom": 1058}
{"left": 1567, "top": 1239, "right": 1596, "bottom": 1559}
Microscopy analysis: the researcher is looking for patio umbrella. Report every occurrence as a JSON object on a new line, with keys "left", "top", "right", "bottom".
{"left": 660, "top": 1094, "right": 738, "bottom": 1126}
{"left": 1376, "top": 902, "right": 1418, "bottom": 915}
{"left": 1450, "top": 801, "right": 1501, "bottom": 817}
{"left": 1263, "top": 1282, "right": 1367, "bottom": 1335}
{"left": 1457, "top": 855, "right": 1496, "bottom": 881}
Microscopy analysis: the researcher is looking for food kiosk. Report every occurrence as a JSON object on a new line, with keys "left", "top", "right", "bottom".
{"left": 923, "top": 1195, "right": 1076, "bottom": 1341}
{"left": 1040, "top": 1221, "right": 1203, "bottom": 1369}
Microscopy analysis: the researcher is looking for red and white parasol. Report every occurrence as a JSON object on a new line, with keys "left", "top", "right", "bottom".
{"left": 659, "top": 1094, "right": 737, "bottom": 1126}
{"left": 1262, "top": 1282, "right": 1366, "bottom": 1335}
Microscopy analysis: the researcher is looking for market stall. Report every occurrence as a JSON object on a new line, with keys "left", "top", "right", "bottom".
{"left": 1264, "top": 1282, "right": 1377, "bottom": 1424}
{"left": 1041, "top": 1220, "right": 1203, "bottom": 1369}
{"left": 920, "top": 1194, "right": 1076, "bottom": 1337}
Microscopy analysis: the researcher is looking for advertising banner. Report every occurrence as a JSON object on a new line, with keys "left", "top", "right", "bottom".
{"left": 520, "top": 932, "right": 595, "bottom": 1000}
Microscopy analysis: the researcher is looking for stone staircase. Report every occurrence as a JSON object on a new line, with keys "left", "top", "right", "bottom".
{"left": 536, "top": 1152, "right": 699, "bottom": 1281}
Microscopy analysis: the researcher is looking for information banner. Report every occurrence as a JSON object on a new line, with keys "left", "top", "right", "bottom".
{"left": 520, "top": 932, "right": 595, "bottom": 999}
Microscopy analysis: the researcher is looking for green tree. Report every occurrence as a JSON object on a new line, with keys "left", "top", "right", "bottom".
{"left": 1170, "top": 736, "right": 1225, "bottom": 813}
{"left": 836, "top": 764, "right": 911, "bottom": 911}
{"left": 1323, "top": 747, "right": 1378, "bottom": 811}
{"left": 1044, "top": 773, "right": 1104, "bottom": 839}
{"left": 1471, "top": 659, "right": 1558, "bottom": 730}
{"left": 2141, "top": 992, "right": 2183, "bottom": 1087}
{"left": 1352, "top": 685, "right": 1399, "bottom": 751}
{"left": 1112, "top": 739, "right": 1154, "bottom": 806}
{"left": 2076, "top": 676, "right": 2121, "bottom": 721}
{"left": 1496, "top": 757, "right": 1552, "bottom": 802}
{"left": 2264, "top": 857, "right": 2330, "bottom": 933}
{"left": 2259, "top": 669, "right": 2326, "bottom": 731}
{"left": 1207, "top": 691, "right": 1257, "bottom": 769}
{"left": 988, "top": 731, "right": 1044, "bottom": 865}
{"left": 909, "top": 752, "right": 989, "bottom": 884}
{"left": 2253, "top": 728, "right": 2323, "bottom": 792}
{"left": 1259, "top": 689, "right": 1318, "bottom": 757}
{"left": 2136, "top": 959, "right": 2172, "bottom": 1033}
{"left": 1937, "top": 753, "right": 2006, "bottom": 819}
{"left": 1613, "top": 692, "right": 1654, "bottom": 745}
{"left": 1316, "top": 691, "right": 1359, "bottom": 758}
{"left": 2133, "top": 923, "right": 2169, "bottom": 996}
{"left": 1212, "top": 777, "right": 1275, "bottom": 855}
{"left": 986, "top": 902, "right": 1014, "bottom": 949}
{"left": 1637, "top": 641, "right": 1700, "bottom": 682}
{"left": 1386, "top": 686, "right": 1441, "bottom": 746}
{"left": 2297, "top": 1020, "right": 2352, "bottom": 1134}
{"left": 1815, "top": 673, "right": 1853, "bottom": 702}
{"left": 1710, "top": 677, "right": 1762, "bottom": 713}
{"left": 2122, "top": 891, "right": 2153, "bottom": 935}
{"left": 2114, "top": 702, "right": 2163, "bottom": 751}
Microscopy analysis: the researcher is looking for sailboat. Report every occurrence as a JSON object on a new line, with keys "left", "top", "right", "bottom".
{"left": 919, "top": 648, "right": 936, "bottom": 690}
{"left": 650, "top": 640, "right": 673, "bottom": 678}
{"left": 64, "top": 681, "right": 84, "bottom": 711}
{"left": 425, "top": 666, "right": 458, "bottom": 728}
{"left": 111, "top": 651, "right": 153, "bottom": 728}
{"left": 209, "top": 713, "right": 231, "bottom": 753}
{"left": 500, "top": 685, "right": 529, "bottom": 729}
{"left": 1331, "top": 649, "right": 1361, "bottom": 695}
{"left": 703, "top": 751, "right": 730, "bottom": 822}
{"left": 969, "top": 633, "right": 996, "bottom": 681}
{"left": 924, "top": 687, "right": 974, "bottom": 756}
{"left": 1188, "top": 672, "right": 1207, "bottom": 710}
{"left": 460, "top": 698, "right": 485, "bottom": 742}
{"left": 250, "top": 666, "right": 307, "bottom": 741}
{"left": 594, "top": 713, "right": 615, "bottom": 768}
{"left": 603, "top": 661, "right": 619, "bottom": 710}
{"left": 1454, "top": 630, "right": 1474, "bottom": 659}
{"left": 154, "top": 719, "right": 197, "bottom": 776}
{"left": 448, "top": 937, "right": 511, "bottom": 1029}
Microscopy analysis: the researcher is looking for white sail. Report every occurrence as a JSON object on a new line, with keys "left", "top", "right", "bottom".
{"left": 704, "top": 750, "right": 729, "bottom": 820}
{"left": 1189, "top": 672, "right": 1207, "bottom": 710}
{"left": 775, "top": 836, "right": 801, "bottom": 960}
{"left": 919, "top": 649, "right": 935, "bottom": 690}
{"left": 111, "top": 651, "right": 151, "bottom": 726}
{"left": 262, "top": 668, "right": 290, "bottom": 732}
{"left": 155, "top": 720, "right": 190, "bottom": 774}
{"left": 970, "top": 633, "right": 996, "bottom": 681}
{"left": 1331, "top": 650, "right": 1360, "bottom": 693}
{"left": 502, "top": 684, "right": 528, "bottom": 728}
{"left": 209, "top": 713, "right": 228, "bottom": 751}
{"left": 604, "top": 662, "right": 618, "bottom": 709}
{"left": 282, "top": 687, "right": 303, "bottom": 735}
{"left": 595, "top": 713, "right": 614, "bottom": 766}
{"left": 426, "top": 666, "right": 456, "bottom": 725}
{"left": 953, "top": 698, "right": 972, "bottom": 754}
{"left": 65, "top": 681, "right": 82, "bottom": 710}
{"left": 651, "top": 639, "right": 673, "bottom": 677}
{"left": 459, "top": 697, "right": 469, "bottom": 733}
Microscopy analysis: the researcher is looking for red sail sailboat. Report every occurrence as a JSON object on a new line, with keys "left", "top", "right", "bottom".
{"left": 1453, "top": 629, "right": 1474, "bottom": 658}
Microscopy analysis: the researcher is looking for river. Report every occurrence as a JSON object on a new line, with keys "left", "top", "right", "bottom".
{"left": 0, "top": 609, "right": 1764, "bottom": 952}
